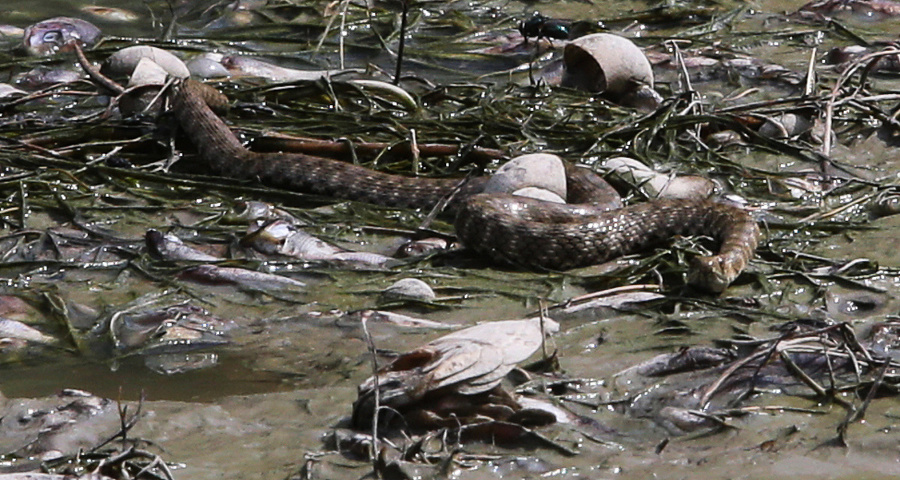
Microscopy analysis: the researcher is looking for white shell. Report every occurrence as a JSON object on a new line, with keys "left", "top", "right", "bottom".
{"left": 561, "top": 33, "right": 654, "bottom": 96}
{"left": 483, "top": 153, "right": 567, "bottom": 200}
{"left": 382, "top": 278, "right": 436, "bottom": 302}
{"left": 126, "top": 57, "right": 168, "bottom": 87}
{"left": 511, "top": 187, "right": 565, "bottom": 203}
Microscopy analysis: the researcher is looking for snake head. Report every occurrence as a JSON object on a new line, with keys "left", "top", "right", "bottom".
{"left": 688, "top": 255, "right": 735, "bottom": 293}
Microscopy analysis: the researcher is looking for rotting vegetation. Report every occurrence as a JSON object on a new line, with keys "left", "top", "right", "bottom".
{"left": 2, "top": 0, "right": 900, "bottom": 478}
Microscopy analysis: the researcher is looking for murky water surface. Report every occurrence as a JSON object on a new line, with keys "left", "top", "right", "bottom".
{"left": 2, "top": 0, "right": 900, "bottom": 478}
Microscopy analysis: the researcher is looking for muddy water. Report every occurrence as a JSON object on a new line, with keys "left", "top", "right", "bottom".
{"left": 2, "top": 0, "right": 900, "bottom": 478}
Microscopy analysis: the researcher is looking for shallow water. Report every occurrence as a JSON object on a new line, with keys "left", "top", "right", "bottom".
{"left": 2, "top": 0, "right": 900, "bottom": 478}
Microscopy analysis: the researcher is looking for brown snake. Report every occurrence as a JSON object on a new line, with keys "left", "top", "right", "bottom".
{"left": 168, "top": 79, "right": 760, "bottom": 292}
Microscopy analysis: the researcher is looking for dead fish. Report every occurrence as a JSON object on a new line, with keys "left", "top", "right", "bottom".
{"left": 0, "top": 318, "right": 57, "bottom": 346}
{"left": 603, "top": 157, "right": 716, "bottom": 200}
{"left": 395, "top": 237, "right": 449, "bottom": 258}
{"left": 226, "top": 201, "right": 300, "bottom": 224}
{"left": 347, "top": 80, "right": 418, "bottom": 110}
{"left": 0, "top": 296, "right": 38, "bottom": 321}
{"left": 178, "top": 264, "right": 306, "bottom": 289}
{"left": 613, "top": 320, "right": 900, "bottom": 435}
{"left": 826, "top": 45, "right": 900, "bottom": 73}
{"left": 339, "top": 310, "right": 454, "bottom": 329}
{"left": 144, "top": 352, "right": 220, "bottom": 375}
{"left": 110, "top": 303, "right": 232, "bottom": 350}
{"left": 23, "top": 17, "right": 101, "bottom": 56}
{"left": 145, "top": 230, "right": 222, "bottom": 262}
{"left": 16, "top": 68, "right": 82, "bottom": 89}
{"left": 553, "top": 290, "right": 664, "bottom": 322}
{"left": 80, "top": 6, "right": 139, "bottom": 22}
{"left": 798, "top": 0, "right": 900, "bottom": 19}
{"left": 244, "top": 220, "right": 392, "bottom": 266}
{"left": 221, "top": 56, "right": 348, "bottom": 82}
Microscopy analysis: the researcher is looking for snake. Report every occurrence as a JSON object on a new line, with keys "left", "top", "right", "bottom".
{"left": 168, "top": 79, "right": 760, "bottom": 292}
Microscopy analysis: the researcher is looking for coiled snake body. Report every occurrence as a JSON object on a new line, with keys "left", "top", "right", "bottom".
{"left": 169, "top": 80, "right": 759, "bottom": 292}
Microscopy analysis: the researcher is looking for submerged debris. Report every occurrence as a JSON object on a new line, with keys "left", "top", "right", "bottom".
{"left": 610, "top": 320, "right": 900, "bottom": 436}
{"left": 0, "top": 389, "right": 117, "bottom": 461}
{"left": 0, "top": 390, "right": 174, "bottom": 479}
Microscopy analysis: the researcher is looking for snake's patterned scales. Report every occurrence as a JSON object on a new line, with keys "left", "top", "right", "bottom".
{"left": 169, "top": 80, "right": 759, "bottom": 291}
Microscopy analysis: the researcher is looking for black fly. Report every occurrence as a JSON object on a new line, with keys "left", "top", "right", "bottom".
{"left": 518, "top": 13, "right": 571, "bottom": 44}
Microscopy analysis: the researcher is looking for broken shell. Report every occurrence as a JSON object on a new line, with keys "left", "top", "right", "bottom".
{"left": 603, "top": 157, "right": 714, "bottom": 200}
{"left": 511, "top": 187, "right": 565, "bottom": 203}
{"left": 352, "top": 317, "right": 559, "bottom": 429}
{"left": 103, "top": 46, "right": 190, "bottom": 79}
{"left": 120, "top": 57, "right": 170, "bottom": 116}
{"left": 705, "top": 130, "right": 743, "bottom": 148}
{"left": 603, "top": 156, "right": 664, "bottom": 190}
{"left": 561, "top": 33, "right": 654, "bottom": 97}
{"left": 382, "top": 278, "right": 436, "bottom": 302}
{"left": 657, "top": 176, "right": 716, "bottom": 200}
{"left": 127, "top": 57, "right": 169, "bottom": 87}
